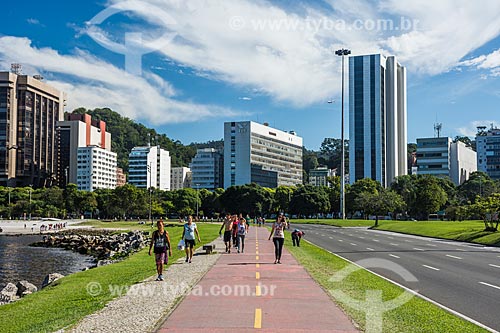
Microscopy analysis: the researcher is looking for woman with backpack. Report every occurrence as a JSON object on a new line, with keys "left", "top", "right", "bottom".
{"left": 148, "top": 219, "right": 172, "bottom": 281}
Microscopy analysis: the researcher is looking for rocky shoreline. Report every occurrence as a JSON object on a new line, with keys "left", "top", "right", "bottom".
{"left": 31, "top": 229, "right": 150, "bottom": 264}
{"left": 1, "top": 229, "right": 150, "bottom": 306}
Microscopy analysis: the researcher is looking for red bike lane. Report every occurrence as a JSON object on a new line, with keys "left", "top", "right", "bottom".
{"left": 158, "top": 226, "right": 358, "bottom": 332}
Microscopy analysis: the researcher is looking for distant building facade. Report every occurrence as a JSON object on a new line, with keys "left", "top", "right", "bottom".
{"left": 477, "top": 127, "right": 500, "bottom": 180}
{"left": 128, "top": 146, "right": 171, "bottom": 190}
{"left": 171, "top": 167, "right": 191, "bottom": 190}
{"left": 223, "top": 121, "right": 303, "bottom": 188}
{"left": 190, "top": 148, "right": 223, "bottom": 191}
{"left": 116, "top": 167, "right": 126, "bottom": 187}
{"left": 56, "top": 113, "right": 115, "bottom": 191}
{"left": 309, "top": 166, "right": 336, "bottom": 187}
{"left": 349, "top": 54, "right": 407, "bottom": 187}
{"left": 0, "top": 71, "right": 65, "bottom": 188}
{"left": 416, "top": 137, "right": 476, "bottom": 185}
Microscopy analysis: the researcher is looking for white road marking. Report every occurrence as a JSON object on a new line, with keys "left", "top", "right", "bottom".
{"left": 404, "top": 240, "right": 413, "bottom": 242}
{"left": 321, "top": 234, "right": 326, "bottom": 237}
{"left": 359, "top": 236, "right": 365, "bottom": 239}
{"left": 446, "top": 255, "right": 462, "bottom": 260}
{"left": 387, "top": 236, "right": 394, "bottom": 240}
{"left": 389, "top": 254, "right": 400, "bottom": 259}
{"left": 366, "top": 248, "right": 375, "bottom": 251}
{"left": 489, "top": 264, "right": 500, "bottom": 269}
{"left": 426, "top": 244, "right": 437, "bottom": 247}
{"left": 373, "top": 239, "right": 380, "bottom": 242}
{"left": 338, "top": 239, "right": 343, "bottom": 242}
{"left": 413, "top": 248, "right": 425, "bottom": 251}
{"left": 389, "top": 243, "right": 399, "bottom": 246}
{"left": 328, "top": 236, "right": 333, "bottom": 239}
{"left": 479, "top": 282, "right": 500, "bottom": 291}
{"left": 350, "top": 243, "right": 357, "bottom": 246}
{"left": 456, "top": 248, "right": 467, "bottom": 252}
{"left": 423, "top": 265, "right": 440, "bottom": 271}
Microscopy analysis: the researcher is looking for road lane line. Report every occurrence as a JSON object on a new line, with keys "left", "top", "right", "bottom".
{"left": 256, "top": 250, "right": 259, "bottom": 254}
{"left": 422, "top": 264, "right": 440, "bottom": 271}
{"left": 446, "top": 255, "right": 462, "bottom": 260}
{"left": 387, "top": 236, "right": 394, "bottom": 240}
{"left": 254, "top": 308, "right": 262, "bottom": 328}
{"left": 366, "top": 248, "right": 375, "bottom": 251}
{"left": 488, "top": 264, "right": 500, "bottom": 269}
{"left": 404, "top": 240, "right": 413, "bottom": 242}
{"left": 373, "top": 239, "right": 380, "bottom": 242}
{"left": 350, "top": 243, "right": 357, "bottom": 246}
{"left": 256, "top": 272, "right": 260, "bottom": 280}
{"left": 389, "top": 254, "right": 400, "bottom": 259}
{"left": 426, "top": 244, "right": 437, "bottom": 247}
{"left": 256, "top": 263, "right": 260, "bottom": 268}
{"left": 413, "top": 248, "right": 425, "bottom": 251}
{"left": 338, "top": 239, "right": 343, "bottom": 242}
{"left": 256, "top": 255, "right": 259, "bottom": 260}
{"left": 479, "top": 282, "right": 500, "bottom": 291}
{"left": 328, "top": 236, "right": 333, "bottom": 239}
{"left": 255, "top": 285, "right": 261, "bottom": 296}
{"left": 359, "top": 236, "right": 365, "bottom": 239}
{"left": 390, "top": 243, "right": 399, "bottom": 246}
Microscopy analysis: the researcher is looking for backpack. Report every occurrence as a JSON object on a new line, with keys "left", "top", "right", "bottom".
{"left": 153, "top": 231, "right": 169, "bottom": 253}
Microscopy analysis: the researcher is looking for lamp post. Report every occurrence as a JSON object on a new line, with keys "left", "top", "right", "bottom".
{"left": 147, "top": 162, "right": 152, "bottom": 224}
{"left": 28, "top": 185, "right": 32, "bottom": 221}
{"left": 195, "top": 183, "right": 200, "bottom": 220}
{"left": 335, "top": 48, "right": 351, "bottom": 220}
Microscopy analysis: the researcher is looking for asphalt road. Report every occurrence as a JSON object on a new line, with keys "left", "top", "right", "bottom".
{"left": 293, "top": 223, "right": 500, "bottom": 332}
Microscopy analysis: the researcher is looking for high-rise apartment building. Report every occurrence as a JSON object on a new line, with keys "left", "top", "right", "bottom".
{"left": 171, "top": 167, "right": 191, "bottom": 190}
{"left": 116, "top": 167, "right": 126, "bottom": 187}
{"left": 476, "top": 126, "right": 500, "bottom": 180}
{"left": 77, "top": 146, "right": 117, "bottom": 191}
{"left": 223, "top": 121, "right": 303, "bottom": 188}
{"left": 0, "top": 71, "right": 65, "bottom": 188}
{"left": 128, "top": 145, "right": 171, "bottom": 190}
{"left": 56, "top": 113, "right": 115, "bottom": 190}
{"left": 349, "top": 54, "right": 407, "bottom": 187}
{"left": 190, "top": 148, "right": 223, "bottom": 191}
{"left": 416, "top": 137, "right": 476, "bottom": 185}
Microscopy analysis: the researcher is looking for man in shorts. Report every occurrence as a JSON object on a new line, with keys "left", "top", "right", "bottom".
{"left": 219, "top": 214, "right": 233, "bottom": 253}
{"left": 149, "top": 220, "right": 172, "bottom": 281}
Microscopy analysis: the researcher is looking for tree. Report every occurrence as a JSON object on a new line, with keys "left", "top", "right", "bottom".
{"left": 355, "top": 189, "right": 404, "bottom": 225}
{"left": 346, "top": 178, "right": 383, "bottom": 214}
{"left": 318, "top": 138, "right": 349, "bottom": 173}
{"left": 453, "top": 136, "right": 474, "bottom": 150}
{"left": 414, "top": 176, "right": 448, "bottom": 220}
{"left": 289, "top": 185, "right": 330, "bottom": 217}
{"left": 458, "top": 171, "right": 497, "bottom": 204}
{"left": 274, "top": 186, "right": 295, "bottom": 214}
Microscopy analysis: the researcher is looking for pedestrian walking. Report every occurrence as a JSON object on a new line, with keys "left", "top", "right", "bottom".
{"left": 182, "top": 215, "right": 201, "bottom": 263}
{"left": 268, "top": 214, "right": 286, "bottom": 264}
{"left": 237, "top": 217, "right": 248, "bottom": 253}
{"left": 148, "top": 220, "right": 172, "bottom": 281}
{"left": 219, "top": 213, "right": 233, "bottom": 253}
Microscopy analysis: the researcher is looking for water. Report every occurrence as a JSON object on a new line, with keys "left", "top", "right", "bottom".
{"left": 0, "top": 235, "right": 94, "bottom": 289}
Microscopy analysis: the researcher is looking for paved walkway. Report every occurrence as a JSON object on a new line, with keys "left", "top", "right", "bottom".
{"left": 158, "top": 226, "right": 359, "bottom": 332}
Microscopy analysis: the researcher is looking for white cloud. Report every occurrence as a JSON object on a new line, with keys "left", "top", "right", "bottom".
{"left": 239, "top": 97, "right": 252, "bottom": 101}
{"left": 98, "top": 0, "right": 500, "bottom": 106}
{"left": 460, "top": 48, "right": 500, "bottom": 77}
{"left": 457, "top": 120, "right": 500, "bottom": 137}
{"left": 0, "top": 36, "right": 240, "bottom": 124}
{"left": 26, "top": 18, "right": 44, "bottom": 26}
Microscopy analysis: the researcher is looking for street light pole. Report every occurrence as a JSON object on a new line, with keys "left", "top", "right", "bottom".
{"left": 195, "top": 183, "right": 200, "bottom": 219}
{"left": 335, "top": 48, "right": 351, "bottom": 220}
{"left": 148, "top": 162, "right": 152, "bottom": 224}
{"left": 28, "top": 185, "right": 32, "bottom": 221}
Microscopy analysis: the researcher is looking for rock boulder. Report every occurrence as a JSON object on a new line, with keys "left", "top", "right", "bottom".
{"left": 41, "top": 273, "right": 64, "bottom": 289}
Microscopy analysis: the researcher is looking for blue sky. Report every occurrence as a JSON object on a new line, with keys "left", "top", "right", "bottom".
{"left": 1, "top": 0, "right": 500, "bottom": 150}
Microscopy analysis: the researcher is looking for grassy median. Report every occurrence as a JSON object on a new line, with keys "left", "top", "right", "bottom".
{"left": 373, "top": 220, "right": 500, "bottom": 246}
{"left": 286, "top": 236, "right": 488, "bottom": 333}
{"left": 290, "top": 218, "right": 375, "bottom": 227}
{"left": 0, "top": 222, "right": 220, "bottom": 333}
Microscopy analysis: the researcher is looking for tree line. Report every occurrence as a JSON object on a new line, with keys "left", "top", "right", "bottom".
{"left": 1, "top": 172, "right": 499, "bottom": 229}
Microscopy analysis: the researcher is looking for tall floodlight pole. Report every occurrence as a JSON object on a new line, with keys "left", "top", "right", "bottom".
{"left": 335, "top": 48, "right": 351, "bottom": 220}
{"left": 148, "top": 162, "right": 152, "bottom": 224}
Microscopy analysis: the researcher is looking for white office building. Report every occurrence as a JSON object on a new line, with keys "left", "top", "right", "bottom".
{"left": 128, "top": 146, "right": 171, "bottom": 190}
{"left": 349, "top": 54, "right": 407, "bottom": 187}
{"left": 171, "top": 167, "right": 192, "bottom": 190}
{"left": 416, "top": 137, "right": 476, "bottom": 185}
{"left": 224, "top": 121, "right": 303, "bottom": 188}
{"left": 77, "top": 146, "right": 117, "bottom": 191}
{"left": 190, "top": 148, "right": 223, "bottom": 191}
{"left": 477, "top": 127, "right": 500, "bottom": 180}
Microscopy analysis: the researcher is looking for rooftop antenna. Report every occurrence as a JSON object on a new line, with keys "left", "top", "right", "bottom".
{"left": 477, "top": 126, "right": 487, "bottom": 134}
{"left": 10, "top": 63, "right": 22, "bottom": 75}
{"left": 434, "top": 123, "right": 442, "bottom": 138}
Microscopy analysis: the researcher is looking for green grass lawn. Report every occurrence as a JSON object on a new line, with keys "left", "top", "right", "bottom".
{"left": 0, "top": 223, "right": 220, "bottom": 333}
{"left": 286, "top": 236, "right": 488, "bottom": 333}
{"left": 373, "top": 220, "right": 500, "bottom": 246}
{"left": 289, "top": 218, "right": 376, "bottom": 227}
